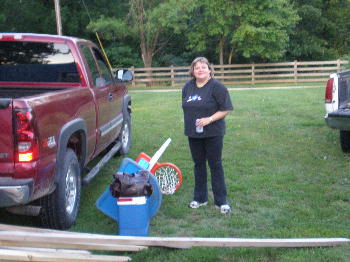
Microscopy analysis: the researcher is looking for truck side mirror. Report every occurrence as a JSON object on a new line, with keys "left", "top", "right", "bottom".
{"left": 115, "top": 69, "right": 133, "bottom": 82}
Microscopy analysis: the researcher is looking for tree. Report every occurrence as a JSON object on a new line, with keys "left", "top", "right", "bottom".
{"left": 87, "top": 0, "right": 196, "bottom": 67}
{"left": 287, "top": 0, "right": 350, "bottom": 61}
{"left": 187, "top": 0, "right": 299, "bottom": 64}
{"left": 0, "top": 0, "right": 56, "bottom": 33}
{"left": 186, "top": 0, "right": 236, "bottom": 64}
{"left": 287, "top": 0, "right": 333, "bottom": 60}
{"left": 233, "top": 0, "right": 299, "bottom": 62}
{"left": 1, "top": 0, "right": 349, "bottom": 66}
{"left": 322, "top": 0, "right": 350, "bottom": 58}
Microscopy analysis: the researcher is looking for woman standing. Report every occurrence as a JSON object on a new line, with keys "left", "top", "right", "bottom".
{"left": 182, "top": 57, "right": 233, "bottom": 214}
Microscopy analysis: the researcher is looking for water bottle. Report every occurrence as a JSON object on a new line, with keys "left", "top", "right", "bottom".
{"left": 196, "top": 119, "right": 203, "bottom": 133}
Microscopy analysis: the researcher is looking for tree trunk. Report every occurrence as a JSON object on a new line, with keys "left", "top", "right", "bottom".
{"left": 140, "top": 49, "right": 153, "bottom": 87}
{"left": 140, "top": 43, "right": 153, "bottom": 68}
{"left": 132, "top": 0, "right": 153, "bottom": 86}
{"left": 219, "top": 38, "right": 225, "bottom": 65}
{"left": 219, "top": 38, "right": 225, "bottom": 79}
{"left": 228, "top": 44, "right": 235, "bottom": 64}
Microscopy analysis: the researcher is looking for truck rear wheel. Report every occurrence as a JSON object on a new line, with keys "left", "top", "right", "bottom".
{"left": 118, "top": 113, "right": 132, "bottom": 155}
{"left": 340, "top": 130, "right": 350, "bottom": 152}
{"left": 39, "top": 149, "right": 81, "bottom": 229}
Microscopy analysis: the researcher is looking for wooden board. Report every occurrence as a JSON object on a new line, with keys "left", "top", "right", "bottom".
{"left": 0, "top": 230, "right": 348, "bottom": 249}
{"left": 0, "top": 224, "right": 147, "bottom": 251}
{"left": 0, "top": 248, "right": 130, "bottom": 262}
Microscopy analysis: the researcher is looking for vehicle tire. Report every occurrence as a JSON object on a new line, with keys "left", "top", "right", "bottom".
{"left": 118, "top": 113, "right": 132, "bottom": 155}
{"left": 39, "top": 149, "right": 81, "bottom": 229}
{"left": 340, "top": 130, "right": 350, "bottom": 152}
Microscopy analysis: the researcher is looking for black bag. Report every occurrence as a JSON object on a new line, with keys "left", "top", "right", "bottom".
{"left": 110, "top": 170, "right": 153, "bottom": 198}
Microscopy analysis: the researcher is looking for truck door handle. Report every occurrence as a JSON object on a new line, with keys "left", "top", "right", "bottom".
{"left": 108, "top": 93, "right": 113, "bottom": 101}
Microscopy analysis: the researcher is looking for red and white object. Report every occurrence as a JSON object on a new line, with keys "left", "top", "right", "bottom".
{"left": 117, "top": 196, "right": 147, "bottom": 205}
{"left": 152, "top": 162, "right": 182, "bottom": 195}
{"left": 135, "top": 138, "right": 183, "bottom": 195}
{"left": 147, "top": 138, "right": 172, "bottom": 171}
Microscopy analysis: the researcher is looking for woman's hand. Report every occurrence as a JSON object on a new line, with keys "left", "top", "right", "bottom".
{"left": 196, "top": 110, "right": 231, "bottom": 127}
{"left": 196, "top": 117, "right": 213, "bottom": 127}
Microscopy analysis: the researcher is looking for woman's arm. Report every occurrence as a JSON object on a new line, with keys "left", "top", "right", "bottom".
{"left": 197, "top": 110, "right": 232, "bottom": 127}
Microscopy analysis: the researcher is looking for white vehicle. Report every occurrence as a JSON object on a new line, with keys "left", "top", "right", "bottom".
{"left": 325, "top": 70, "right": 350, "bottom": 152}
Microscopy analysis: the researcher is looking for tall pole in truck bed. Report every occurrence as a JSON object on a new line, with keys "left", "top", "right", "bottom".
{"left": 54, "top": 0, "right": 62, "bottom": 35}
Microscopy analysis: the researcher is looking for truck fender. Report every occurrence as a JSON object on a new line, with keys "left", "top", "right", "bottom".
{"left": 122, "top": 94, "right": 132, "bottom": 118}
{"left": 54, "top": 118, "right": 87, "bottom": 184}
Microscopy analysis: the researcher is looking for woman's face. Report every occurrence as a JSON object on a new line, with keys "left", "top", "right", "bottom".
{"left": 193, "top": 61, "right": 211, "bottom": 81}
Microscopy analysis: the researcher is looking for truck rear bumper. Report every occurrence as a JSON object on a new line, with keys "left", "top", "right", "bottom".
{"left": 0, "top": 177, "right": 33, "bottom": 207}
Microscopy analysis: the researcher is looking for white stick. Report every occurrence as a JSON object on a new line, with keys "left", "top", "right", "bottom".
{"left": 148, "top": 138, "right": 172, "bottom": 171}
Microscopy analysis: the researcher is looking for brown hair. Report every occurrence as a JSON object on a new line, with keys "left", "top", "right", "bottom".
{"left": 189, "top": 57, "right": 214, "bottom": 78}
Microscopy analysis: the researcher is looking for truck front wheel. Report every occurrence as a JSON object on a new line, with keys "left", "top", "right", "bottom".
{"left": 40, "top": 149, "right": 81, "bottom": 229}
{"left": 340, "top": 130, "right": 350, "bottom": 152}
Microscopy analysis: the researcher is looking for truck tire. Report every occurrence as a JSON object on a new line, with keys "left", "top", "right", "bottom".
{"left": 340, "top": 130, "right": 350, "bottom": 152}
{"left": 39, "top": 149, "right": 81, "bottom": 229}
{"left": 118, "top": 113, "right": 132, "bottom": 155}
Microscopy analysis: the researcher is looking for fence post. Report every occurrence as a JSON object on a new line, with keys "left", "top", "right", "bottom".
{"left": 294, "top": 60, "right": 298, "bottom": 83}
{"left": 171, "top": 65, "right": 175, "bottom": 87}
{"left": 337, "top": 59, "right": 341, "bottom": 72}
{"left": 220, "top": 64, "right": 224, "bottom": 80}
{"left": 251, "top": 64, "right": 255, "bottom": 85}
{"left": 131, "top": 66, "right": 135, "bottom": 88}
{"left": 145, "top": 67, "right": 152, "bottom": 88}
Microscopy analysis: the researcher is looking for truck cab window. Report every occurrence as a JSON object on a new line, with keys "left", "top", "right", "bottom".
{"left": 0, "top": 42, "right": 79, "bottom": 82}
{"left": 91, "top": 47, "right": 113, "bottom": 85}
{"left": 80, "top": 45, "right": 100, "bottom": 86}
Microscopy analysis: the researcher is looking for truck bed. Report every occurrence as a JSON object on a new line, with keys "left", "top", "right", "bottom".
{"left": 0, "top": 86, "right": 66, "bottom": 99}
{"left": 337, "top": 70, "right": 350, "bottom": 108}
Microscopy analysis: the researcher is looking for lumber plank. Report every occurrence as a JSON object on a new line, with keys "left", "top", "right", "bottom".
{"left": 0, "top": 230, "right": 348, "bottom": 249}
{"left": 0, "top": 224, "right": 58, "bottom": 233}
{"left": 2, "top": 246, "right": 91, "bottom": 254}
{"left": 0, "top": 239, "right": 147, "bottom": 252}
{"left": 0, "top": 224, "right": 147, "bottom": 251}
{"left": 0, "top": 248, "right": 131, "bottom": 262}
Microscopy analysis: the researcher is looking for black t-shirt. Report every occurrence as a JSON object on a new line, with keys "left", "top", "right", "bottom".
{"left": 182, "top": 78, "right": 233, "bottom": 138}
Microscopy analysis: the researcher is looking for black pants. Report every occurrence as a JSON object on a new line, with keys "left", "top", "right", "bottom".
{"left": 188, "top": 136, "right": 227, "bottom": 206}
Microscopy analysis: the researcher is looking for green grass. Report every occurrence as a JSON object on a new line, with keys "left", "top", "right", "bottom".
{"left": 79, "top": 87, "right": 349, "bottom": 261}
{"left": 1, "top": 87, "right": 349, "bottom": 261}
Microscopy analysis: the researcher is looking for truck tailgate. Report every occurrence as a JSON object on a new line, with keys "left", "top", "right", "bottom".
{"left": 326, "top": 109, "right": 350, "bottom": 130}
{"left": 0, "top": 98, "right": 14, "bottom": 175}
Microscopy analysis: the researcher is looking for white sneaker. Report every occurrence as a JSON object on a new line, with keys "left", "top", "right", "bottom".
{"left": 215, "top": 204, "right": 231, "bottom": 214}
{"left": 188, "top": 201, "right": 208, "bottom": 209}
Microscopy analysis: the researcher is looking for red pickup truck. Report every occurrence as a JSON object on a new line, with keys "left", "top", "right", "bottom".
{"left": 0, "top": 33, "right": 132, "bottom": 229}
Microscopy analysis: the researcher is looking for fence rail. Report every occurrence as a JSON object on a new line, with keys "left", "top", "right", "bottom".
{"left": 123, "top": 60, "right": 348, "bottom": 88}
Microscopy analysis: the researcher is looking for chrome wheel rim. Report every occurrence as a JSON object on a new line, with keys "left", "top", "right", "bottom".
{"left": 65, "top": 164, "right": 77, "bottom": 214}
{"left": 121, "top": 122, "right": 129, "bottom": 150}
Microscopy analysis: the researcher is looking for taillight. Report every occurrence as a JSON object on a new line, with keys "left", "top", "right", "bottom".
{"left": 0, "top": 34, "right": 22, "bottom": 41}
{"left": 15, "top": 109, "right": 38, "bottom": 162}
{"left": 325, "top": 78, "right": 334, "bottom": 103}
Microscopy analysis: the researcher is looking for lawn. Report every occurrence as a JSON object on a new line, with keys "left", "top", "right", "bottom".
{"left": 2, "top": 86, "right": 350, "bottom": 261}
{"left": 77, "top": 86, "right": 349, "bottom": 261}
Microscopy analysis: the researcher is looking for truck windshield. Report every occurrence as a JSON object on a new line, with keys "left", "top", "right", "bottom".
{"left": 0, "top": 41, "right": 80, "bottom": 83}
